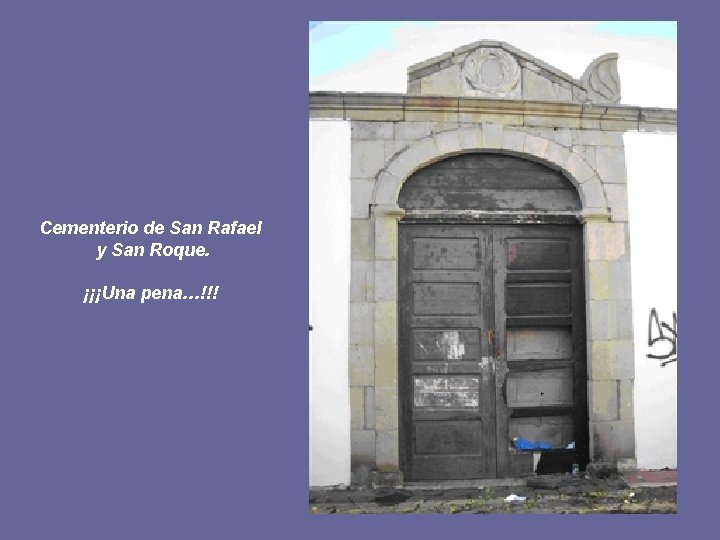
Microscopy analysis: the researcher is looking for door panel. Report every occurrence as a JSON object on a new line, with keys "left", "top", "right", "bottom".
{"left": 399, "top": 223, "right": 587, "bottom": 480}
{"left": 413, "top": 283, "right": 480, "bottom": 315}
{"left": 507, "top": 328, "right": 572, "bottom": 361}
{"left": 413, "top": 238, "right": 479, "bottom": 269}
{"left": 506, "top": 239, "right": 570, "bottom": 270}
{"left": 506, "top": 284, "right": 571, "bottom": 315}
{"left": 413, "top": 329, "right": 481, "bottom": 360}
{"left": 505, "top": 368, "right": 574, "bottom": 407}
{"left": 493, "top": 225, "right": 587, "bottom": 476}
{"left": 413, "top": 375, "right": 480, "bottom": 409}
{"left": 414, "top": 421, "right": 482, "bottom": 453}
{"left": 399, "top": 225, "right": 495, "bottom": 480}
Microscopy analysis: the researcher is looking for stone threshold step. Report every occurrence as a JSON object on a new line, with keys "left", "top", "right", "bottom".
{"left": 402, "top": 478, "right": 528, "bottom": 490}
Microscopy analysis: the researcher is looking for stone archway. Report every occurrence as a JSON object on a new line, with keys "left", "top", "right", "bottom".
{"left": 372, "top": 124, "right": 608, "bottom": 212}
{"left": 366, "top": 124, "right": 632, "bottom": 478}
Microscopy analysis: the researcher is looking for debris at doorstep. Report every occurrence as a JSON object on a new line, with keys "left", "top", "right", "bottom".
{"left": 310, "top": 475, "right": 677, "bottom": 514}
{"left": 566, "top": 441, "right": 575, "bottom": 449}
{"left": 513, "top": 437, "right": 552, "bottom": 450}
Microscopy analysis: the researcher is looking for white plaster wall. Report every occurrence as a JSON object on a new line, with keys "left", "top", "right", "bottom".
{"left": 309, "top": 120, "right": 352, "bottom": 486}
{"left": 625, "top": 133, "right": 677, "bottom": 469}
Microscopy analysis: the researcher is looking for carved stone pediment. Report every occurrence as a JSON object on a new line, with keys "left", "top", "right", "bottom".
{"left": 407, "top": 40, "right": 621, "bottom": 104}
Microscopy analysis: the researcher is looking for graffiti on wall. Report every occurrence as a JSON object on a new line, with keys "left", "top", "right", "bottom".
{"left": 646, "top": 308, "right": 677, "bottom": 366}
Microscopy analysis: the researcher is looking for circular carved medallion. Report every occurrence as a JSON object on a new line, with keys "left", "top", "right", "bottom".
{"left": 463, "top": 48, "right": 520, "bottom": 96}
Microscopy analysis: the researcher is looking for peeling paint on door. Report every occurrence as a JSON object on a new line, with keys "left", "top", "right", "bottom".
{"left": 413, "top": 376, "right": 480, "bottom": 408}
{"left": 413, "top": 329, "right": 479, "bottom": 361}
{"left": 440, "top": 330, "right": 465, "bottom": 359}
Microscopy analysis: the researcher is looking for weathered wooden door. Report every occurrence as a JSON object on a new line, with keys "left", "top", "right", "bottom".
{"left": 492, "top": 225, "right": 587, "bottom": 477}
{"left": 398, "top": 225, "right": 496, "bottom": 479}
{"left": 397, "top": 153, "right": 587, "bottom": 481}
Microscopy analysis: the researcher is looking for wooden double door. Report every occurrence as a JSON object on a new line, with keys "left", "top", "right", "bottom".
{"left": 398, "top": 223, "right": 588, "bottom": 480}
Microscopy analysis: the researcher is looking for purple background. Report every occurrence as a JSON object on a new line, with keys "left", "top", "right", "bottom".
{"left": 0, "top": 1, "right": 707, "bottom": 538}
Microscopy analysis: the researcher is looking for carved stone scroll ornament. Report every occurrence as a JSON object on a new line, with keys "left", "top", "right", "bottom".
{"left": 581, "top": 53, "right": 621, "bottom": 104}
{"left": 462, "top": 48, "right": 521, "bottom": 97}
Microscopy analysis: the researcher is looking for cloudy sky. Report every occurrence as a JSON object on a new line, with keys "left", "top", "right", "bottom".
{"left": 309, "top": 21, "right": 676, "bottom": 108}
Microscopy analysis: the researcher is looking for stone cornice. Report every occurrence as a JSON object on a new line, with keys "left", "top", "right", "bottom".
{"left": 309, "top": 92, "right": 677, "bottom": 132}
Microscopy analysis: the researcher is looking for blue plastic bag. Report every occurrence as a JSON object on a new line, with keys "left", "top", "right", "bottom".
{"left": 513, "top": 437, "right": 553, "bottom": 450}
